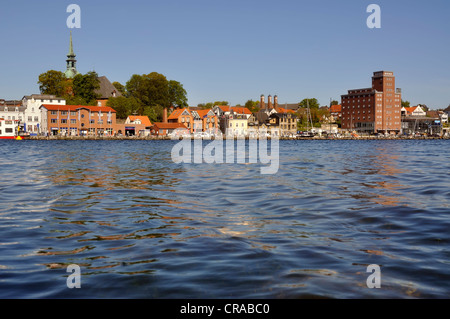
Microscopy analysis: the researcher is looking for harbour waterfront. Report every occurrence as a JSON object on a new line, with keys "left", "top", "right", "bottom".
{"left": 0, "top": 139, "right": 449, "bottom": 298}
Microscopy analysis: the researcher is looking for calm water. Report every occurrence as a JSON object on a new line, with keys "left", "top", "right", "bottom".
{"left": 0, "top": 139, "right": 449, "bottom": 299}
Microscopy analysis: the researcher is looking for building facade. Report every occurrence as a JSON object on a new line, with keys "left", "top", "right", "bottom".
{"left": 0, "top": 118, "right": 20, "bottom": 139}
{"left": 23, "top": 95, "right": 66, "bottom": 135}
{"left": 341, "top": 71, "right": 402, "bottom": 134}
{"left": 0, "top": 100, "right": 25, "bottom": 131}
{"left": 40, "top": 104, "right": 116, "bottom": 136}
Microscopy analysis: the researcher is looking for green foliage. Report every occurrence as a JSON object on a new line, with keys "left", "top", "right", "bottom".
{"left": 168, "top": 80, "right": 188, "bottom": 108}
{"left": 198, "top": 101, "right": 229, "bottom": 109}
{"left": 112, "top": 81, "right": 127, "bottom": 96}
{"left": 296, "top": 106, "right": 330, "bottom": 130}
{"left": 330, "top": 100, "right": 339, "bottom": 106}
{"left": 71, "top": 71, "right": 100, "bottom": 105}
{"left": 245, "top": 100, "right": 260, "bottom": 113}
{"left": 124, "top": 72, "right": 188, "bottom": 120}
{"left": 144, "top": 105, "right": 164, "bottom": 123}
{"left": 65, "top": 95, "right": 90, "bottom": 106}
{"left": 401, "top": 100, "right": 410, "bottom": 108}
{"left": 298, "top": 98, "right": 320, "bottom": 109}
{"left": 126, "top": 72, "right": 170, "bottom": 107}
{"left": 38, "top": 70, "right": 69, "bottom": 97}
{"left": 106, "top": 96, "right": 140, "bottom": 119}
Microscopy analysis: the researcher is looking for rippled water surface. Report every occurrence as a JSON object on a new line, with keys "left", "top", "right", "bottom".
{"left": 0, "top": 139, "right": 449, "bottom": 298}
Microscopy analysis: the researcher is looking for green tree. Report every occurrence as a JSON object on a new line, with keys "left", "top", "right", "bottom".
{"left": 126, "top": 72, "right": 170, "bottom": 107}
{"left": 330, "top": 100, "right": 339, "bottom": 106}
{"left": 38, "top": 70, "right": 69, "bottom": 97}
{"left": 198, "top": 102, "right": 213, "bottom": 109}
{"left": 106, "top": 96, "right": 141, "bottom": 119}
{"left": 112, "top": 81, "right": 127, "bottom": 96}
{"left": 65, "top": 95, "right": 89, "bottom": 106}
{"left": 72, "top": 71, "right": 100, "bottom": 105}
{"left": 198, "top": 101, "right": 229, "bottom": 110}
{"left": 245, "top": 99, "right": 260, "bottom": 113}
{"left": 168, "top": 80, "right": 188, "bottom": 107}
{"left": 299, "top": 98, "right": 320, "bottom": 109}
{"left": 214, "top": 101, "right": 229, "bottom": 106}
{"left": 144, "top": 104, "right": 164, "bottom": 123}
{"left": 401, "top": 100, "right": 410, "bottom": 108}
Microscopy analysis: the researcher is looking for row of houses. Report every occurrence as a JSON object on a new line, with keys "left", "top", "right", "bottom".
{"left": 0, "top": 92, "right": 302, "bottom": 138}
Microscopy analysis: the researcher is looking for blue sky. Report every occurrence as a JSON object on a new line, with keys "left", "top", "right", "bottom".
{"left": 1, "top": 0, "right": 449, "bottom": 109}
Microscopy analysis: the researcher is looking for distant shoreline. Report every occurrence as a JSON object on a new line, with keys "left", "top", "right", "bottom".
{"left": 16, "top": 136, "right": 450, "bottom": 141}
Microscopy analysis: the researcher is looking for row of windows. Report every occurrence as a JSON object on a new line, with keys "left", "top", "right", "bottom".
{"left": 343, "top": 98, "right": 372, "bottom": 103}
{"left": 343, "top": 117, "right": 372, "bottom": 121}
{"left": 1, "top": 116, "right": 23, "bottom": 121}
{"left": 3, "top": 107, "right": 20, "bottom": 112}
{"left": 343, "top": 110, "right": 372, "bottom": 115}
{"left": 50, "top": 119, "right": 113, "bottom": 125}
{"left": 343, "top": 105, "right": 373, "bottom": 109}
{"left": 230, "top": 123, "right": 246, "bottom": 128}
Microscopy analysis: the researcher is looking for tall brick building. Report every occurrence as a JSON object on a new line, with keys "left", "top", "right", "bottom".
{"left": 341, "top": 71, "right": 402, "bottom": 134}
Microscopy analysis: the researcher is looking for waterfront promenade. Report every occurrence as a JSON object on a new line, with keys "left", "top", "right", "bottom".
{"left": 26, "top": 135, "right": 450, "bottom": 141}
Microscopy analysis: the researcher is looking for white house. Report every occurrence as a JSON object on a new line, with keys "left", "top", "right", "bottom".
{"left": 401, "top": 105, "right": 427, "bottom": 117}
{"left": 23, "top": 94, "right": 66, "bottom": 135}
{"left": 0, "top": 100, "right": 25, "bottom": 124}
{"left": 0, "top": 118, "right": 19, "bottom": 139}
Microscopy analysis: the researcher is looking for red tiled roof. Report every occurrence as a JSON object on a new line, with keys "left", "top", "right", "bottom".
{"left": 168, "top": 108, "right": 190, "bottom": 120}
{"left": 330, "top": 104, "right": 342, "bottom": 113}
{"left": 217, "top": 105, "right": 232, "bottom": 112}
{"left": 128, "top": 116, "right": 152, "bottom": 126}
{"left": 274, "top": 107, "right": 296, "bottom": 114}
{"left": 196, "top": 109, "right": 215, "bottom": 118}
{"left": 152, "top": 122, "right": 188, "bottom": 129}
{"left": 231, "top": 107, "right": 252, "bottom": 115}
{"left": 403, "top": 107, "right": 417, "bottom": 115}
{"left": 40, "top": 104, "right": 116, "bottom": 113}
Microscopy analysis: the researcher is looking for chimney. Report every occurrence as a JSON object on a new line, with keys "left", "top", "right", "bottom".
{"left": 274, "top": 95, "right": 278, "bottom": 108}
{"left": 260, "top": 94, "right": 265, "bottom": 110}
{"left": 163, "top": 108, "right": 168, "bottom": 123}
{"left": 268, "top": 95, "right": 273, "bottom": 109}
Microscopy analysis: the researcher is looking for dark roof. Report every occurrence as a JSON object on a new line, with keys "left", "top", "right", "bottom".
{"left": 95, "top": 76, "right": 123, "bottom": 99}
{"left": 254, "top": 110, "right": 269, "bottom": 123}
{"left": 282, "top": 103, "right": 301, "bottom": 110}
{"left": 23, "top": 94, "right": 65, "bottom": 100}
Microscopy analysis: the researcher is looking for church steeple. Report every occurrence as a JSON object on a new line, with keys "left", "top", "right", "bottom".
{"left": 68, "top": 30, "right": 75, "bottom": 56}
{"left": 65, "top": 31, "right": 80, "bottom": 79}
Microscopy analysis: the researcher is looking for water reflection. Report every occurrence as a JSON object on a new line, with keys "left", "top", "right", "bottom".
{"left": 0, "top": 140, "right": 449, "bottom": 298}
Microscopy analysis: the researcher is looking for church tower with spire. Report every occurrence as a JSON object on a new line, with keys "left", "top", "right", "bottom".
{"left": 64, "top": 31, "right": 80, "bottom": 79}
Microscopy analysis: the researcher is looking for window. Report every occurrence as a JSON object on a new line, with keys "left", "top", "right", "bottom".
{"left": 34, "top": 116, "right": 38, "bottom": 122}
{"left": 71, "top": 112, "right": 77, "bottom": 116}
{"left": 51, "top": 119, "right": 57, "bottom": 124}
{"left": 51, "top": 111, "right": 57, "bottom": 115}
{"left": 6, "top": 128, "right": 13, "bottom": 133}
{"left": 61, "top": 119, "right": 67, "bottom": 124}
{"left": 61, "top": 111, "right": 67, "bottom": 116}
{"left": 71, "top": 119, "right": 77, "bottom": 124}
{"left": 28, "top": 116, "right": 32, "bottom": 122}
